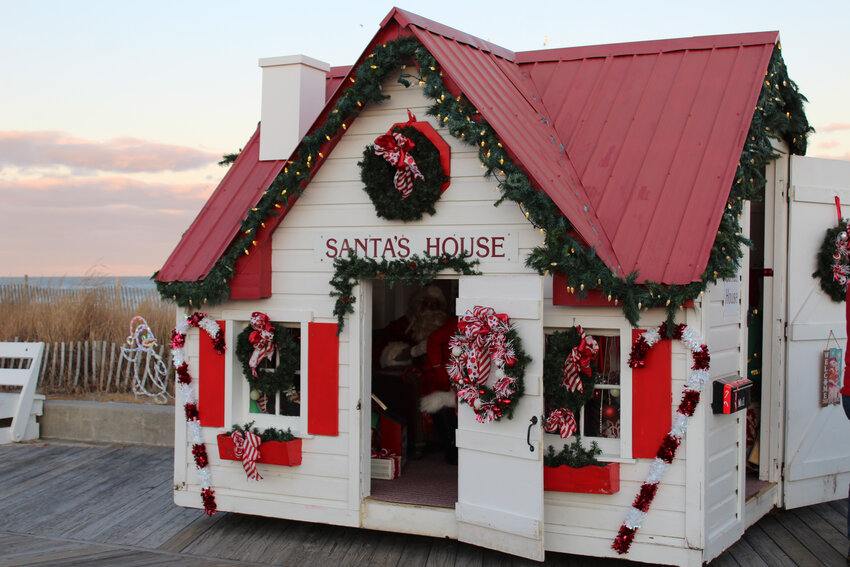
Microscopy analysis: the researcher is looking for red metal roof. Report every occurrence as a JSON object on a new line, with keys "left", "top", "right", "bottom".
{"left": 158, "top": 8, "right": 779, "bottom": 287}
{"left": 516, "top": 32, "right": 777, "bottom": 283}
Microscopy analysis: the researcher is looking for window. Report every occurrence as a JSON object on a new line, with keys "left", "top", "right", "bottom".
{"left": 543, "top": 315, "right": 633, "bottom": 459}
{"left": 224, "top": 309, "right": 312, "bottom": 435}
{"left": 248, "top": 324, "right": 302, "bottom": 418}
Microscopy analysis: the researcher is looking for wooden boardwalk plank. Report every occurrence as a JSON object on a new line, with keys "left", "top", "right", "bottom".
{"left": 1, "top": 440, "right": 848, "bottom": 566}
{"left": 719, "top": 536, "right": 767, "bottom": 566}
{"left": 792, "top": 506, "right": 849, "bottom": 557}
{"left": 735, "top": 524, "right": 798, "bottom": 567}
{"left": 758, "top": 514, "right": 827, "bottom": 566}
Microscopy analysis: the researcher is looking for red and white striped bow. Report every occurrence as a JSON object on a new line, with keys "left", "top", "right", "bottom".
{"left": 561, "top": 326, "right": 598, "bottom": 393}
{"left": 544, "top": 408, "right": 578, "bottom": 438}
{"left": 457, "top": 306, "right": 511, "bottom": 385}
{"left": 232, "top": 430, "right": 263, "bottom": 481}
{"left": 248, "top": 312, "right": 276, "bottom": 378}
{"left": 373, "top": 131, "right": 424, "bottom": 198}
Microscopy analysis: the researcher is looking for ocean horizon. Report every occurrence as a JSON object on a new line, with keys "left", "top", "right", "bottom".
{"left": 0, "top": 276, "right": 157, "bottom": 290}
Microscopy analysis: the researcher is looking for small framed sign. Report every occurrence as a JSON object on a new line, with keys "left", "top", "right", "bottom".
{"left": 821, "top": 333, "right": 843, "bottom": 406}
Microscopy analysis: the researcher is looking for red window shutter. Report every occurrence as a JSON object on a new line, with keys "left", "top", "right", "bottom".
{"left": 308, "top": 322, "right": 339, "bottom": 436}
{"left": 198, "top": 321, "right": 226, "bottom": 427}
{"left": 229, "top": 239, "right": 272, "bottom": 300}
{"left": 631, "top": 329, "right": 672, "bottom": 458}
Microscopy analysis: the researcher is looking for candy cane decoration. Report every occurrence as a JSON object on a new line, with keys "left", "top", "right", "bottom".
{"left": 171, "top": 312, "right": 226, "bottom": 515}
{"left": 612, "top": 323, "right": 710, "bottom": 555}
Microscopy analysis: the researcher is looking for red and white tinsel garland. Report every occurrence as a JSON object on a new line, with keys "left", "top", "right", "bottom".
{"left": 612, "top": 323, "right": 710, "bottom": 555}
{"left": 171, "top": 312, "right": 226, "bottom": 515}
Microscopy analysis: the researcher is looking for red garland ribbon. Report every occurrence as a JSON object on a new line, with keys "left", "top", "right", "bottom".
{"left": 678, "top": 390, "right": 701, "bottom": 416}
{"left": 692, "top": 345, "right": 710, "bottom": 370}
{"left": 628, "top": 336, "right": 650, "bottom": 368}
{"left": 200, "top": 488, "right": 216, "bottom": 516}
{"left": 192, "top": 443, "right": 209, "bottom": 469}
{"left": 612, "top": 526, "right": 637, "bottom": 554}
{"left": 171, "top": 330, "right": 185, "bottom": 350}
{"left": 176, "top": 362, "right": 191, "bottom": 385}
{"left": 656, "top": 433, "right": 681, "bottom": 463}
{"left": 633, "top": 483, "right": 658, "bottom": 513}
{"left": 184, "top": 402, "right": 199, "bottom": 421}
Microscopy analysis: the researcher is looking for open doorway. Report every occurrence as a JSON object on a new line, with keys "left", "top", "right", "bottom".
{"left": 367, "top": 279, "right": 459, "bottom": 508}
{"left": 746, "top": 196, "right": 770, "bottom": 500}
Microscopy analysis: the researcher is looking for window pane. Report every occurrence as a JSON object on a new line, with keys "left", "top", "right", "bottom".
{"left": 246, "top": 324, "right": 301, "bottom": 417}
{"left": 583, "top": 388, "right": 621, "bottom": 439}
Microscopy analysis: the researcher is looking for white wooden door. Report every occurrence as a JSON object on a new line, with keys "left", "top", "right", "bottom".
{"left": 783, "top": 155, "right": 850, "bottom": 508}
{"left": 454, "top": 275, "right": 545, "bottom": 561}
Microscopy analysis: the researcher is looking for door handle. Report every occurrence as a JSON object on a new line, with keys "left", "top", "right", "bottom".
{"left": 527, "top": 415, "right": 538, "bottom": 452}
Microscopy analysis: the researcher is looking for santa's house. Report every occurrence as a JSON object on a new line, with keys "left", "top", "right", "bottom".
{"left": 156, "top": 8, "right": 850, "bottom": 565}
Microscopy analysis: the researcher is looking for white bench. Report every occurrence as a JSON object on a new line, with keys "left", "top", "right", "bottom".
{"left": 0, "top": 342, "right": 45, "bottom": 443}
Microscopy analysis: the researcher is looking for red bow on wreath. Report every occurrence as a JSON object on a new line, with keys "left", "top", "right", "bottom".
{"left": 248, "top": 312, "right": 276, "bottom": 378}
{"left": 561, "top": 325, "right": 598, "bottom": 393}
{"left": 544, "top": 408, "right": 578, "bottom": 439}
{"left": 373, "top": 114, "right": 425, "bottom": 199}
{"left": 457, "top": 305, "right": 512, "bottom": 385}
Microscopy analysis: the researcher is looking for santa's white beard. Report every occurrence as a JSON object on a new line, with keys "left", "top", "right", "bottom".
{"left": 408, "top": 310, "right": 447, "bottom": 343}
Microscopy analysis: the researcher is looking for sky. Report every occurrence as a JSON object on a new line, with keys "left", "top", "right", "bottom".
{"left": 2, "top": 0, "right": 849, "bottom": 277}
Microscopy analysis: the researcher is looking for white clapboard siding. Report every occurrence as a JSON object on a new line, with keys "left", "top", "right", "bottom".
{"left": 699, "top": 272, "right": 748, "bottom": 561}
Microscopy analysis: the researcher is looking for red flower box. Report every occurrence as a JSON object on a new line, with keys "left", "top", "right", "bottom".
{"left": 543, "top": 462, "right": 620, "bottom": 494}
{"left": 216, "top": 434, "right": 302, "bottom": 466}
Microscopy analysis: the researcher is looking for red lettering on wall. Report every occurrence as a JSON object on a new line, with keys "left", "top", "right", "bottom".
{"left": 398, "top": 237, "right": 410, "bottom": 257}
{"left": 325, "top": 238, "right": 338, "bottom": 258}
{"left": 491, "top": 237, "right": 505, "bottom": 258}
{"left": 425, "top": 237, "right": 439, "bottom": 256}
{"left": 476, "top": 236, "right": 490, "bottom": 257}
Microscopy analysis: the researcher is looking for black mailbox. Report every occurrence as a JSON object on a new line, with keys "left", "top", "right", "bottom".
{"left": 711, "top": 376, "right": 753, "bottom": 414}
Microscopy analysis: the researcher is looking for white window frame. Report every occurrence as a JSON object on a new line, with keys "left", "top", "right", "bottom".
{"left": 222, "top": 309, "right": 312, "bottom": 437}
{"left": 542, "top": 313, "right": 633, "bottom": 461}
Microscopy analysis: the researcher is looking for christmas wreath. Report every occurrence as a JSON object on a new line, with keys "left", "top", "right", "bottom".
{"left": 542, "top": 327, "right": 599, "bottom": 439}
{"left": 447, "top": 305, "right": 529, "bottom": 423}
{"left": 359, "top": 119, "right": 448, "bottom": 222}
{"left": 235, "top": 313, "right": 300, "bottom": 396}
{"left": 813, "top": 218, "right": 849, "bottom": 302}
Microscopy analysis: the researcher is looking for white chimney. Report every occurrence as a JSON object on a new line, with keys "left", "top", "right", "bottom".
{"left": 258, "top": 54, "right": 330, "bottom": 162}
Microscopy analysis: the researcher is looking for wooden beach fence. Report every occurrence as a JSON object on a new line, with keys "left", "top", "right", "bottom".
{"left": 0, "top": 278, "right": 176, "bottom": 397}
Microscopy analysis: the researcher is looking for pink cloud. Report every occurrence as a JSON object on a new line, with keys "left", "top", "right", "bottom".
{"left": 0, "top": 175, "right": 215, "bottom": 276}
{"left": 0, "top": 131, "right": 219, "bottom": 173}
{"left": 816, "top": 123, "right": 850, "bottom": 133}
{"left": 818, "top": 140, "right": 841, "bottom": 149}
{"left": 0, "top": 176, "right": 213, "bottom": 210}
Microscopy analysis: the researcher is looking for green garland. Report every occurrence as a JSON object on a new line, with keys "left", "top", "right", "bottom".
{"left": 543, "top": 328, "right": 598, "bottom": 417}
{"left": 544, "top": 435, "right": 603, "bottom": 468}
{"left": 228, "top": 421, "right": 296, "bottom": 443}
{"left": 813, "top": 218, "right": 849, "bottom": 302}
{"left": 157, "top": 37, "right": 811, "bottom": 331}
{"left": 330, "top": 252, "right": 480, "bottom": 333}
{"left": 360, "top": 124, "right": 448, "bottom": 221}
{"left": 235, "top": 323, "right": 300, "bottom": 396}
